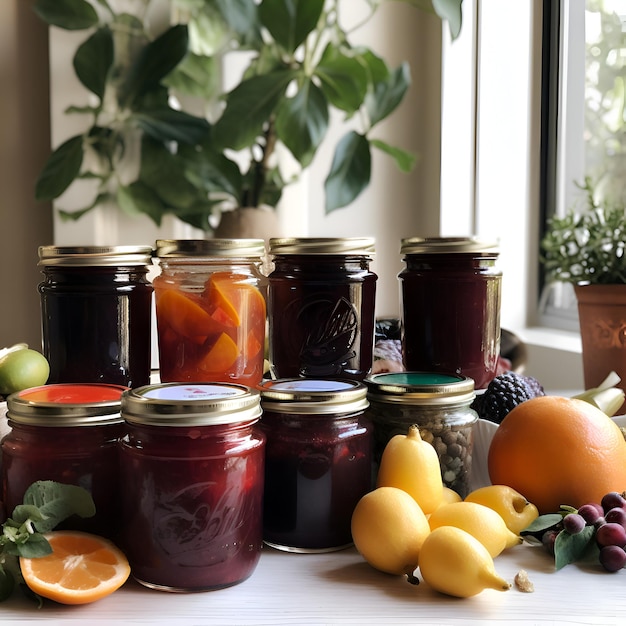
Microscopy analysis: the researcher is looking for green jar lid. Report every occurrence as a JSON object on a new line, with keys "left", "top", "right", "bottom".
{"left": 365, "top": 372, "right": 475, "bottom": 405}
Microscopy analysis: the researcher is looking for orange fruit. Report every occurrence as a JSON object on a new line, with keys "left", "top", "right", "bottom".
{"left": 19, "top": 531, "right": 130, "bottom": 605}
{"left": 488, "top": 396, "right": 626, "bottom": 514}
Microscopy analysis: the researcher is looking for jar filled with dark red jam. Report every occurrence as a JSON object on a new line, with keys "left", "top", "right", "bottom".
{"left": 153, "top": 239, "right": 267, "bottom": 386}
{"left": 1, "top": 383, "right": 127, "bottom": 539}
{"left": 119, "top": 382, "right": 265, "bottom": 592}
{"left": 399, "top": 237, "right": 502, "bottom": 389}
{"left": 38, "top": 245, "right": 153, "bottom": 388}
{"left": 259, "top": 378, "right": 372, "bottom": 552}
{"left": 268, "top": 238, "right": 377, "bottom": 381}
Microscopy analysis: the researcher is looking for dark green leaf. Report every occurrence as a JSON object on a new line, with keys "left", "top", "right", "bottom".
{"left": 118, "top": 25, "right": 190, "bottom": 108}
{"left": 554, "top": 526, "right": 596, "bottom": 570}
{"left": 117, "top": 181, "right": 165, "bottom": 225}
{"left": 0, "top": 567, "right": 15, "bottom": 602}
{"left": 33, "top": 0, "right": 99, "bottom": 30}
{"left": 73, "top": 27, "right": 114, "bottom": 101}
{"left": 366, "top": 63, "right": 411, "bottom": 128}
{"left": 170, "top": 202, "right": 215, "bottom": 231}
{"left": 163, "top": 52, "right": 220, "bottom": 100}
{"left": 370, "top": 139, "right": 416, "bottom": 172}
{"left": 22, "top": 481, "right": 95, "bottom": 533}
{"left": 315, "top": 45, "right": 369, "bottom": 113}
{"left": 275, "top": 79, "right": 329, "bottom": 167}
{"left": 35, "top": 135, "right": 84, "bottom": 201}
{"left": 354, "top": 48, "right": 390, "bottom": 86}
{"left": 520, "top": 513, "right": 564, "bottom": 535}
{"left": 8, "top": 505, "right": 46, "bottom": 526}
{"left": 212, "top": 70, "right": 296, "bottom": 151}
{"left": 11, "top": 534, "right": 53, "bottom": 559}
{"left": 324, "top": 131, "right": 371, "bottom": 213}
{"left": 259, "top": 0, "right": 324, "bottom": 53}
{"left": 133, "top": 108, "right": 210, "bottom": 144}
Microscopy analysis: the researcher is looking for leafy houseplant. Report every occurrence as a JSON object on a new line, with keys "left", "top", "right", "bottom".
{"left": 541, "top": 178, "right": 626, "bottom": 405}
{"left": 33, "top": 0, "right": 463, "bottom": 233}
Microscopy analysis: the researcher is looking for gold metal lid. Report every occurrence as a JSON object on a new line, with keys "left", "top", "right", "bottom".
{"left": 38, "top": 245, "right": 153, "bottom": 267}
{"left": 259, "top": 379, "right": 369, "bottom": 415}
{"left": 365, "top": 372, "right": 476, "bottom": 406}
{"left": 7, "top": 383, "right": 127, "bottom": 426}
{"left": 121, "top": 382, "right": 262, "bottom": 427}
{"left": 155, "top": 239, "right": 265, "bottom": 259}
{"left": 400, "top": 237, "right": 499, "bottom": 255}
{"left": 269, "top": 237, "right": 375, "bottom": 256}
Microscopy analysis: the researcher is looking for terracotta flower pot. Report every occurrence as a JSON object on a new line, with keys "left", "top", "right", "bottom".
{"left": 575, "top": 283, "right": 626, "bottom": 407}
{"left": 213, "top": 206, "right": 283, "bottom": 242}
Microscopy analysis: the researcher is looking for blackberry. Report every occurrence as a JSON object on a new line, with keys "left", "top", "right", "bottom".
{"left": 472, "top": 371, "right": 545, "bottom": 424}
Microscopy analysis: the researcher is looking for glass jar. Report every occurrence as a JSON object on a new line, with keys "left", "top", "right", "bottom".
{"left": 268, "top": 237, "right": 377, "bottom": 381}
{"left": 259, "top": 378, "right": 372, "bottom": 552}
{"left": 1, "top": 383, "right": 127, "bottom": 538}
{"left": 153, "top": 239, "right": 267, "bottom": 386}
{"left": 365, "top": 372, "right": 478, "bottom": 498}
{"left": 38, "top": 245, "right": 153, "bottom": 388}
{"left": 399, "top": 237, "right": 502, "bottom": 389}
{"left": 119, "top": 382, "right": 265, "bottom": 592}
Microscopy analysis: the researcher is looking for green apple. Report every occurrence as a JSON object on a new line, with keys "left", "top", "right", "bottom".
{"left": 0, "top": 347, "right": 50, "bottom": 396}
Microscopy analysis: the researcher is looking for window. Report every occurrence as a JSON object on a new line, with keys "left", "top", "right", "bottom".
{"left": 539, "top": 0, "right": 626, "bottom": 331}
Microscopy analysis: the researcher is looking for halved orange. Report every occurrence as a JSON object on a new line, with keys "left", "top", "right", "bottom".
{"left": 19, "top": 531, "right": 131, "bottom": 605}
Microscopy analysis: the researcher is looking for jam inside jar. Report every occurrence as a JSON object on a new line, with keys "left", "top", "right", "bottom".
{"left": 259, "top": 379, "right": 372, "bottom": 552}
{"left": 119, "top": 382, "right": 265, "bottom": 592}
{"left": 268, "top": 238, "right": 377, "bottom": 381}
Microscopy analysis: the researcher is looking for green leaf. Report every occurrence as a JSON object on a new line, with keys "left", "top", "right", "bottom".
{"left": 366, "top": 63, "right": 411, "bottom": 128}
{"left": 11, "top": 534, "right": 53, "bottom": 559}
{"left": 117, "top": 182, "right": 165, "bottom": 225}
{"left": 259, "top": 0, "right": 325, "bottom": 53}
{"left": 315, "top": 45, "right": 369, "bottom": 114}
{"left": 212, "top": 70, "right": 296, "bottom": 151}
{"left": 370, "top": 139, "right": 416, "bottom": 172}
{"left": 324, "top": 131, "right": 371, "bottom": 213}
{"left": 275, "top": 78, "right": 329, "bottom": 167}
{"left": 520, "top": 513, "right": 564, "bottom": 535}
{"left": 354, "top": 48, "right": 390, "bottom": 86}
{"left": 554, "top": 526, "right": 596, "bottom": 570}
{"left": 133, "top": 108, "right": 210, "bottom": 144}
{"left": 118, "top": 24, "right": 190, "bottom": 108}
{"left": 22, "top": 482, "right": 95, "bottom": 533}
{"left": 35, "top": 135, "right": 84, "bottom": 201}
{"left": 33, "top": 0, "right": 99, "bottom": 30}
{"left": 163, "top": 52, "right": 220, "bottom": 100}
{"left": 0, "top": 567, "right": 15, "bottom": 602}
{"left": 433, "top": 0, "right": 463, "bottom": 40}
{"left": 214, "top": 0, "right": 262, "bottom": 44}
{"left": 73, "top": 26, "right": 114, "bottom": 101}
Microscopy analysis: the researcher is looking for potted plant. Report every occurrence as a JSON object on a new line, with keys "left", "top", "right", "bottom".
{"left": 33, "top": 0, "right": 463, "bottom": 236}
{"left": 540, "top": 177, "right": 626, "bottom": 402}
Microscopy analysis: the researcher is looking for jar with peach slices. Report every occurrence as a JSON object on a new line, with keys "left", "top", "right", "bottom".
{"left": 153, "top": 239, "right": 267, "bottom": 386}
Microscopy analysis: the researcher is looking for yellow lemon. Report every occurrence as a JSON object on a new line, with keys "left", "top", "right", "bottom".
{"left": 418, "top": 526, "right": 511, "bottom": 598}
{"left": 439, "top": 486, "right": 462, "bottom": 506}
{"left": 427, "top": 501, "right": 521, "bottom": 557}
{"left": 465, "top": 484, "right": 539, "bottom": 534}
{"left": 376, "top": 425, "right": 443, "bottom": 514}
{"left": 351, "top": 486, "right": 431, "bottom": 576}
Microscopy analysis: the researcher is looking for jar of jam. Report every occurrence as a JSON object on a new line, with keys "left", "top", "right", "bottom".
{"left": 365, "top": 372, "right": 478, "bottom": 498}
{"left": 399, "top": 237, "right": 502, "bottom": 389}
{"left": 268, "top": 237, "right": 377, "bottom": 381}
{"left": 119, "top": 382, "right": 265, "bottom": 592}
{"left": 153, "top": 239, "right": 267, "bottom": 386}
{"left": 38, "top": 245, "right": 153, "bottom": 388}
{"left": 1, "top": 383, "right": 127, "bottom": 538}
{"left": 259, "top": 378, "right": 372, "bottom": 552}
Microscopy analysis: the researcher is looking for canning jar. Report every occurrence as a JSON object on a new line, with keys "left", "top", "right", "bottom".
{"left": 38, "top": 245, "right": 153, "bottom": 388}
{"left": 119, "top": 382, "right": 265, "bottom": 592}
{"left": 1, "top": 383, "right": 127, "bottom": 538}
{"left": 259, "top": 378, "right": 372, "bottom": 552}
{"left": 153, "top": 239, "right": 267, "bottom": 386}
{"left": 268, "top": 237, "right": 377, "bottom": 381}
{"left": 365, "top": 372, "right": 478, "bottom": 498}
{"left": 399, "top": 237, "right": 502, "bottom": 389}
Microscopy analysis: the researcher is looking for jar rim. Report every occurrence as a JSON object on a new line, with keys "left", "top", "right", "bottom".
{"left": 122, "top": 382, "right": 262, "bottom": 427}
{"left": 38, "top": 245, "right": 153, "bottom": 267}
{"left": 259, "top": 378, "right": 369, "bottom": 414}
{"left": 154, "top": 239, "right": 265, "bottom": 259}
{"left": 400, "top": 237, "right": 499, "bottom": 256}
{"left": 269, "top": 237, "right": 375, "bottom": 256}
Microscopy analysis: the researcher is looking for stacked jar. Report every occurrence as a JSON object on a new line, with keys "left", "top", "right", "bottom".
{"left": 152, "top": 239, "right": 267, "bottom": 386}
{"left": 38, "top": 245, "right": 154, "bottom": 388}
{"left": 267, "top": 237, "right": 377, "bottom": 381}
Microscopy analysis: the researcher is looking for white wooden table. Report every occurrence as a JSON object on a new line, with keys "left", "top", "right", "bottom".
{"left": 2, "top": 542, "right": 625, "bottom": 625}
